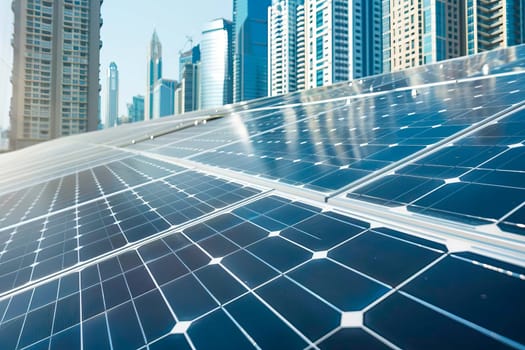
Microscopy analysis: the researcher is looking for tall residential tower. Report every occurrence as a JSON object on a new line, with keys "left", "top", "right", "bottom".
{"left": 466, "top": 0, "right": 525, "bottom": 55}
{"left": 106, "top": 62, "right": 119, "bottom": 128}
{"left": 145, "top": 30, "right": 162, "bottom": 120}
{"left": 10, "top": 0, "right": 102, "bottom": 149}
{"left": 383, "top": 0, "right": 463, "bottom": 72}
{"left": 304, "top": 0, "right": 382, "bottom": 89}
{"left": 268, "top": 0, "right": 303, "bottom": 96}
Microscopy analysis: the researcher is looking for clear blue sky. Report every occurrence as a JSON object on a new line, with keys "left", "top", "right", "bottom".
{"left": 0, "top": 0, "right": 233, "bottom": 129}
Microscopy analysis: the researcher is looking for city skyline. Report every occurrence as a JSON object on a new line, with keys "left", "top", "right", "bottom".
{"left": 0, "top": 0, "right": 233, "bottom": 131}
{"left": 100, "top": 0, "right": 232, "bottom": 123}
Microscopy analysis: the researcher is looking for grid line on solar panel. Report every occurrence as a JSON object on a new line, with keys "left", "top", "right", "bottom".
{"left": 181, "top": 74, "right": 525, "bottom": 197}
{"left": 1, "top": 194, "right": 523, "bottom": 349}
{"left": 344, "top": 104, "right": 525, "bottom": 237}
{"left": 143, "top": 104, "right": 345, "bottom": 160}
{"left": 0, "top": 156, "right": 186, "bottom": 234}
{"left": 0, "top": 170, "right": 264, "bottom": 297}
{"left": 0, "top": 146, "right": 131, "bottom": 191}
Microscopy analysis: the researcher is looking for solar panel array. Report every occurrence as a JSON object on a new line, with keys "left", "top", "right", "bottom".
{"left": 0, "top": 46, "right": 524, "bottom": 349}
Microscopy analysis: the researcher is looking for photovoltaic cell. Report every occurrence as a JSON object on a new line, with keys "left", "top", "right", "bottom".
{"left": 0, "top": 169, "right": 261, "bottom": 294}
{"left": 0, "top": 194, "right": 522, "bottom": 349}
{"left": 190, "top": 75, "right": 523, "bottom": 194}
{"left": 347, "top": 107, "right": 525, "bottom": 235}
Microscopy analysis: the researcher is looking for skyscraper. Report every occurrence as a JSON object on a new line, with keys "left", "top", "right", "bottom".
{"left": 127, "top": 95, "right": 144, "bottom": 123}
{"left": 349, "top": 1, "right": 383, "bottom": 79}
{"left": 179, "top": 45, "right": 200, "bottom": 81}
{"left": 303, "top": 0, "right": 383, "bottom": 89}
{"left": 384, "top": 0, "right": 463, "bottom": 73}
{"left": 180, "top": 63, "right": 200, "bottom": 113}
{"left": 296, "top": 3, "right": 306, "bottom": 91}
{"left": 106, "top": 62, "right": 119, "bottom": 128}
{"left": 466, "top": 0, "right": 525, "bottom": 55}
{"left": 200, "top": 18, "right": 233, "bottom": 110}
{"left": 305, "top": 0, "right": 347, "bottom": 88}
{"left": 268, "top": 0, "right": 303, "bottom": 96}
{"left": 233, "top": 0, "right": 272, "bottom": 103}
{"left": 153, "top": 79, "right": 177, "bottom": 119}
{"left": 10, "top": 0, "right": 102, "bottom": 150}
{"left": 145, "top": 30, "right": 162, "bottom": 121}
{"left": 177, "top": 44, "right": 201, "bottom": 114}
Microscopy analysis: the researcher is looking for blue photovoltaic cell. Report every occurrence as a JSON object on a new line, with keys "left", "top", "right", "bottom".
{"left": 348, "top": 107, "right": 525, "bottom": 235}
{"left": 0, "top": 194, "right": 523, "bottom": 349}
{"left": 0, "top": 169, "right": 261, "bottom": 294}
{"left": 190, "top": 74, "right": 523, "bottom": 194}
{"left": 0, "top": 156, "right": 184, "bottom": 229}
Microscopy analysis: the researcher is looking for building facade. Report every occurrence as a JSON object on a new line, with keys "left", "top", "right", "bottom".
{"left": 233, "top": 0, "right": 272, "bottom": 102}
{"left": 466, "top": 0, "right": 525, "bottom": 55}
{"left": 180, "top": 63, "right": 200, "bottom": 113}
{"left": 384, "top": 0, "right": 463, "bottom": 72}
{"left": 268, "top": 0, "right": 303, "bottom": 96}
{"left": 127, "top": 95, "right": 144, "bottom": 123}
{"left": 10, "top": 0, "right": 102, "bottom": 149}
{"left": 200, "top": 18, "right": 233, "bottom": 110}
{"left": 179, "top": 45, "right": 200, "bottom": 81}
{"left": 145, "top": 30, "right": 162, "bottom": 121}
{"left": 303, "top": 0, "right": 383, "bottom": 89}
{"left": 106, "top": 62, "right": 119, "bottom": 128}
{"left": 296, "top": 3, "right": 306, "bottom": 90}
{"left": 153, "top": 79, "right": 177, "bottom": 119}
{"left": 304, "top": 0, "right": 350, "bottom": 88}
{"left": 349, "top": 0, "right": 383, "bottom": 79}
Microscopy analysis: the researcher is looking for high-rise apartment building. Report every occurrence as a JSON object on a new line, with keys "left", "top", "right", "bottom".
{"left": 268, "top": 0, "right": 303, "bottom": 96}
{"left": 466, "top": 0, "right": 525, "bottom": 55}
{"left": 153, "top": 79, "right": 176, "bottom": 119}
{"left": 127, "top": 95, "right": 144, "bottom": 123}
{"left": 304, "top": 0, "right": 381, "bottom": 88}
{"left": 200, "top": 18, "right": 233, "bottom": 110}
{"left": 106, "top": 62, "right": 119, "bottom": 128}
{"left": 145, "top": 30, "right": 162, "bottom": 120}
{"left": 10, "top": 0, "right": 102, "bottom": 150}
{"left": 384, "top": 0, "right": 463, "bottom": 72}
{"left": 233, "top": 0, "right": 272, "bottom": 102}
{"left": 304, "top": 0, "right": 349, "bottom": 88}
{"left": 296, "top": 3, "right": 306, "bottom": 90}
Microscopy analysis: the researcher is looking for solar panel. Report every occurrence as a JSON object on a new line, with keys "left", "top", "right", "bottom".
{"left": 0, "top": 194, "right": 523, "bottom": 349}
{"left": 0, "top": 45, "right": 524, "bottom": 350}
{"left": 344, "top": 105, "right": 525, "bottom": 236}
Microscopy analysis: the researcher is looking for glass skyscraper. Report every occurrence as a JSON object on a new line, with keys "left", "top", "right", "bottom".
{"left": 233, "top": 0, "right": 272, "bottom": 103}
{"left": 153, "top": 79, "right": 177, "bottom": 119}
{"left": 179, "top": 45, "right": 200, "bottom": 82}
{"left": 106, "top": 62, "right": 119, "bottom": 128}
{"left": 145, "top": 30, "right": 162, "bottom": 120}
{"left": 177, "top": 45, "right": 200, "bottom": 113}
{"left": 10, "top": 0, "right": 102, "bottom": 150}
{"left": 200, "top": 18, "right": 233, "bottom": 110}
{"left": 127, "top": 95, "right": 144, "bottom": 123}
